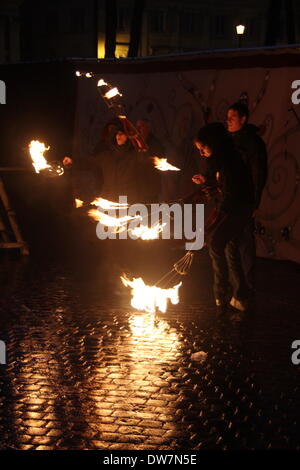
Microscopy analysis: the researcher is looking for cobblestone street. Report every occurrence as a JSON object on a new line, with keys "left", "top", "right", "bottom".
{"left": 0, "top": 238, "right": 300, "bottom": 451}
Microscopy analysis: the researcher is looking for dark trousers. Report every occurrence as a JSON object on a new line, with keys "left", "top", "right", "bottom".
{"left": 239, "top": 218, "right": 256, "bottom": 290}
{"left": 208, "top": 208, "right": 252, "bottom": 303}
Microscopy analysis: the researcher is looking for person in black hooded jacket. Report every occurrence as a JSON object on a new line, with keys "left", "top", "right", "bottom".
{"left": 193, "top": 123, "right": 254, "bottom": 317}
{"left": 64, "top": 125, "right": 154, "bottom": 204}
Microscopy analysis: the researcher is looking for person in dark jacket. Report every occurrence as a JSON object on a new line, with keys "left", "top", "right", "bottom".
{"left": 193, "top": 123, "right": 254, "bottom": 317}
{"left": 63, "top": 126, "right": 153, "bottom": 284}
{"left": 64, "top": 125, "right": 152, "bottom": 204}
{"left": 227, "top": 102, "right": 268, "bottom": 289}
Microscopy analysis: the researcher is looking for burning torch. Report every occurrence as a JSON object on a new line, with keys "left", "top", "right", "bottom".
{"left": 28, "top": 140, "right": 64, "bottom": 177}
{"left": 75, "top": 71, "right": 148, "bottom": 152}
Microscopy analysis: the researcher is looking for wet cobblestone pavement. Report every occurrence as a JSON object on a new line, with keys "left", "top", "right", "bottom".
{"left": 0, "top": 242, "right": 300, "bottom": 451}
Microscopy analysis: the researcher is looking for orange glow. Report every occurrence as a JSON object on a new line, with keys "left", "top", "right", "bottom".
{"left": 88, "top": 208, "right": 141, "bottom": 232}
{"left": 152, "top": 157, "right": 180, "bottom": 172}
{"left": 121, "top": 275, "right": 182, "bottom": 313}
{"left": 97, "top": 78, "right": 108, "bottom": 87}
{"left": 75, "top": 198, "right": 84, "bottom": 208}
{"left": 131, "top": 223, "right": 166, "bottom": 240}
{"left": 104, "top": 87, "right": 122, "bottom": 100}
{"left": 28, "top": 140, "right": 51, "bottom": 173}
{"left": 90, "top": 197, "right": 129, "bottom": 210}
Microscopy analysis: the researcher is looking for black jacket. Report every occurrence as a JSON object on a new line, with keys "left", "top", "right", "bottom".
{"left": 77, "top": 141, "right": 157, "bottom": 204}
{"left": 186, "top": 149, "right": 254, "bottom": 215}
{"left": 230, "top": 124, "right": 268, "bottom": 209}
{"left": 215, "top": 151, "right": 254, "bottom": 213}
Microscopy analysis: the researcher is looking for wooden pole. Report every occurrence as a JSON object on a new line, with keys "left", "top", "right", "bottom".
{"left": 0, "top": 177, "right": 29, "bottom": 255}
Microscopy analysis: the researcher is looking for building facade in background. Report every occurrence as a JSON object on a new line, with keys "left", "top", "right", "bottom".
{"left": 98, "top": 0, "right": 270, "bottom": 58}
{"left": 0, "top": 0, "right": 22, "bottom": 62}
{"left": 0, "top": 0, "right": 299, "bottom": 62}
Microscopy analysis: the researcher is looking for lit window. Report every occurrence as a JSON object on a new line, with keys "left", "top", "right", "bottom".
{"left": 115, "top": 43, "right": 129, "bottom": 58}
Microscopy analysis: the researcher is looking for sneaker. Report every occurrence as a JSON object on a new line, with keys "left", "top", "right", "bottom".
{"left": 230, "top": 297, "right": 249, "bottom": 312}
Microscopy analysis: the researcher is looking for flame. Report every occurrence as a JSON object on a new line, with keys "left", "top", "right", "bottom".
{"left": 97, "top": 79, "right": 108, "bottom": 87}
{"left": 28, "top": 140, "right": 51, "bottom": 173}
{"left": 90, "top": 197, "right": 129, "bottom": 210}
{"left": 131, "top": 223, "right": 166, "bottom": 240}
{"left": 88, "top": 209, "right": 141, "bottom": 232}
{"left": 104, "top": 87, "right": 122, "bottom": 100}
{"left": 121, "top": 275, "right": 182, "bottom": 313}
{"left": 75, "top": 198, "right": 84, "bottom": 208}
{"left": 76, "top": 71, "right": 93, "bottom": 77}
{"left": 152, "top": 157, "right": 180, "bottom": 172}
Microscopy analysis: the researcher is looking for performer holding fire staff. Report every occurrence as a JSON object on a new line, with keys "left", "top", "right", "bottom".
{"left": 63, "top": 125, "right": 159, "bottom": 284}
{"left": 192, "top": 123, "right": 255, "bottom": 318}
{"left": 63, "top": 124, "right": 155, "bottom": 204}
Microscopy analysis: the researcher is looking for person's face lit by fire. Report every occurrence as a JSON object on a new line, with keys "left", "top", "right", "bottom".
{"left": 115, "top": 130, "right": 128, "bottom": 146}
{"left": 226, "top": 109, "right": 246, "bottom": 133}
{"left": 194, "top": 140, "right": 212, "bottom": 158}
{"left": 136, "top": 120, "right": 151, "bottom": 141}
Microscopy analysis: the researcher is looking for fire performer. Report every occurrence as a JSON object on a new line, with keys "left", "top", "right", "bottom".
{"left": 63, "top": 124, "right": 153, "bottom": 204}
{"left": 227, "top": 102, "right": 268, "bottom": 291}
{"left": 193, "top": 123, "right": 255, "bottom": 317}
{"left": 93, "top": 118, "right": 120, "bottom": 154}
{"left": 63, "top": 125, "right": 159, "bottom": 284}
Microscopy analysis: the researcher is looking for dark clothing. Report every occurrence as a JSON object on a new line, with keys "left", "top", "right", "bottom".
{"left": 144, "top": 134, "right": 165, "bottom": 158}
{"left": 230, "top": 124, "right": 268, "bottom": 289}
{"left": 206, "top": 152, "right": 253, "bottom": 302}
{"left": 77, "top": 142, "right": 147, "bottom": 204}
{"left": 204, "top": 147, "right": 254, "bottom": 214}
{"left": 239, "top": 217, "right": 256, "bottom": 288}
{"left": 231, "top": 124, "right": 268, "bottom": 209}
{"left": 209, "top": 207, "right": 252, "bottom": 302}
{"left": 194, "top": 122, "right": 255, "bottom": 303}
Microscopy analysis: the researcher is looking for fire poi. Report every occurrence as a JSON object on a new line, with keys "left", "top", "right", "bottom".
{"left": 130, "top": 223, "right": 166, "bottom": 240}
{"left": 121, "top": 275, "right": 182, "bottom": 314}
{"left": 90, "top": 197, "right": 129, "bottom": 210}
{"left": 75, "top": 198, "right": 84, "bottom": 208}
{"left": 28, "top": 140, "right": 51, "bottom": 173}
{"left": 88, "top": 208, "right": 141, "bottom": 233}
{"left": 28, "top": 140, "right": 64, "bottom": 176}
{"left": 152, "top": 157, "right": 181, "bottom": 172}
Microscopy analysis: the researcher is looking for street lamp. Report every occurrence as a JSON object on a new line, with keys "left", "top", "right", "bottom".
{"left": 236, "top": 24, "right": 245, "bottom": 48}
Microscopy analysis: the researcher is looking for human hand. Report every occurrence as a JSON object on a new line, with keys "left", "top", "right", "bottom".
{"left": 63, "top": 156, "right": 73, "bottom": 166}
{"left": 192, "top": 174, "right": 206, "bottom": 184}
